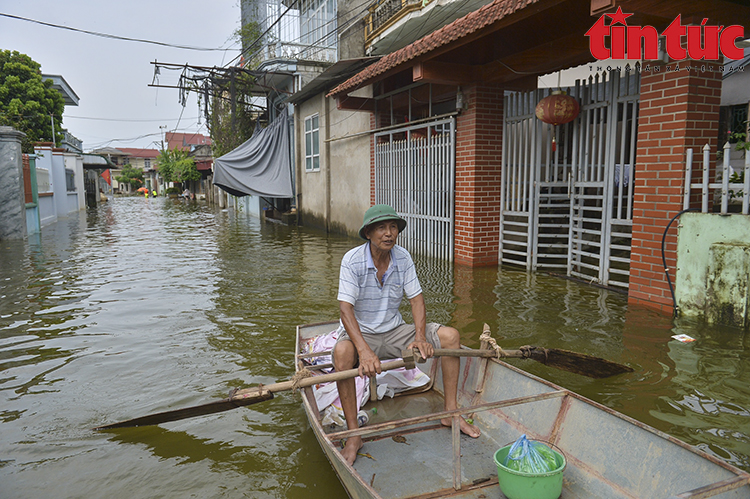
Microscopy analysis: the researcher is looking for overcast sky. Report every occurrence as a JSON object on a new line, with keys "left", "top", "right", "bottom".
{"left": 0, "top": 0, "right": 243, "bottom": 151}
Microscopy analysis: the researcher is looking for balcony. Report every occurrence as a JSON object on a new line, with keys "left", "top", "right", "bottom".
{"left": 365, "top": 0, "right": 430, "bottom": 44}
{"left": 364, "top": 0, "right": 493, "bottom": 55}
{"left": 61, "top": 130, "right": 83, "bottom": 153}
{"left": 258, "top": 39, "right": 337, "bottom": 64}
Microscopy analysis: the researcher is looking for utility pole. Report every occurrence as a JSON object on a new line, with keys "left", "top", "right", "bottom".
{"left": 159, "top": 125, "right": 167, "bottom": 150}
{"left": 50, "top": 114, "right": 56, "bottom": 147}
{"left": 230, "top": 67, "right": 236, "bottom": 136}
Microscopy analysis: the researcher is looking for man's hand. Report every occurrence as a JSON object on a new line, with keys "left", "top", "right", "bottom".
{"left": 407, "top": 339, "right": 434, "bottom": 361}
{"left": 358, "top": 346, "right": 382, "bottom": 378}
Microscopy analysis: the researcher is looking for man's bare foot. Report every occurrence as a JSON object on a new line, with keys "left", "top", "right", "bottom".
{"left": 341, "top": 436, "right": 364, "bottom": 465}
{"left": 441, "top": 416, "right": 481, "bottom": 438}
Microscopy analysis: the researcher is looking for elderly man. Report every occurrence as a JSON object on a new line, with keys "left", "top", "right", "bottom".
{"left": 333, "top": 204, "right": 480, "bottom": 465}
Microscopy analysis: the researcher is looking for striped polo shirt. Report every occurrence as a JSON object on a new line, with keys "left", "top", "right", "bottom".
{"left": 337, "top": 242, "right": 423, "bottom": 334}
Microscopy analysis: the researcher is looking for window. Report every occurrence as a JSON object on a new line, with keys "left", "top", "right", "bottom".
{"left": 145, "top": 159, "right": 151, "bottom": 169}
{"left": 65, "top": 168, "right": 76, "bottom": 192}
{"left": 305, "top": 114, "right": 320, "bottom": 172}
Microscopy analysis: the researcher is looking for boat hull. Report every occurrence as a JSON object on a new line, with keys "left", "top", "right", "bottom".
{"left": 296, "top": 322, "right": 750, "bottom": 499}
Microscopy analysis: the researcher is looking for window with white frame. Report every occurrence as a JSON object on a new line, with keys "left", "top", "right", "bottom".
{"left": 300, "top": 0, "right": 336, "bottom": 47}
{"left": 305, "top": 114, "right": 320, "bottom": 172}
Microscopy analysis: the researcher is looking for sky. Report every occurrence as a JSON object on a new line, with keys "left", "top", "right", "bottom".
{"left": 0, "top": 0, "right": 244, "bottom": 151}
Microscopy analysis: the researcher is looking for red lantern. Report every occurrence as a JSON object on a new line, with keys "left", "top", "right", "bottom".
{"left": 535, "top": 90, "right": 580, "bottom": 151}
{"left": 535, "top": 90, "right": 580, "bottom": 126}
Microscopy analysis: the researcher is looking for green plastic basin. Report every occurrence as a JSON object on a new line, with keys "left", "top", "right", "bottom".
{"left": 493, "top": 443, "right": 566, "bottom": 499}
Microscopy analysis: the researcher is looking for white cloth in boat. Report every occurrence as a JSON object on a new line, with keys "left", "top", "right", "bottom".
{"left": 302, "top": 329, "right": 430, "bottom": 426}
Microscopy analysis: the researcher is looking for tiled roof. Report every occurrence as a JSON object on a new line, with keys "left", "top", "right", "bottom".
{"left": 165, "top": 132, "right": 212, "bottom": 147}
{"left": 328, "top": 0, "right": 539, "bottom": 97}
{"left": 118, "top": 148, "right": 160, "bottom": 158}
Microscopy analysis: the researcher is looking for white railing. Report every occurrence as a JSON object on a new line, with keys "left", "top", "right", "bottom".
{"left": 374, "top": 117, "right": 455, "bottom": 261}
{"left": 684, "top": 142, "right": 750, "bottom": 214}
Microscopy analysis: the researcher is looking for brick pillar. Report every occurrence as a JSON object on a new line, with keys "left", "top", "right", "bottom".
{"left": 628, "top": 62, "right": 723, "bottom": 313}
{"left": 454, "top": 83, "right": 504, "bottom": 266}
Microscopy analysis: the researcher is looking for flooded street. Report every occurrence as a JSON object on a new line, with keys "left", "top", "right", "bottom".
{"left": 2, "top": 197, "right": 750, "bottom": 498}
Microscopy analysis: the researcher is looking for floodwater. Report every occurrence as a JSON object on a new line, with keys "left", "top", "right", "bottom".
{"left": 1, "top": 197, "right": 749, "bottom": 498}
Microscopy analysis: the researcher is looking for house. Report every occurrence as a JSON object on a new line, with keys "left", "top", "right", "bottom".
{"left": 118, "top": 148, "right": 161, "bottom": 194}
{"left": 90, "top": 147, "right": 160, "bottom": 194}
{"left": 164, "top": 132, "right": 211, "bottom": 151}
{"left": 117, "top": 148, "right": 160, "bottom": 172}
{"left": 215, "top": 0, "right": 344, "bottom": 219}
{"left": 289, "top": 0, "right": 750, "bottom": 321}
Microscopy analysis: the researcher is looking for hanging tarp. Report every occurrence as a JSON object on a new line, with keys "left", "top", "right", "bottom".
{"left": 213, "top": 110, "right": 293, "bottom": 198}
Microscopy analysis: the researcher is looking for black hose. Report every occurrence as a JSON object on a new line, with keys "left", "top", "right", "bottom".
{"left": 661, "top": 208, "right": 699, "bottom": 317}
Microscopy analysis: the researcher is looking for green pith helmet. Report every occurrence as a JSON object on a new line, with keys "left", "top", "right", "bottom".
{"left": 358, "top": 204, "right": 407, "bottom": 240}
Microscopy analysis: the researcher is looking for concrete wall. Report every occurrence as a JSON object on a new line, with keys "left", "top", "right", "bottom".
{"left": 34, "top": 144, "right": 84, "bottom": 227}
{"left": 38, "top": 195, "right": 56, "bottom": 227}
{"left": 338, "top": 0, "right": 365, "bottom": 59}
{"left": 295, "top": 87, "right": 372, "bottom": 237}
{"left": 232, "top": 194, "right": 261, "bottom": 218}
{"left": 676, "top": 213, "right": 750, "bottom": 325}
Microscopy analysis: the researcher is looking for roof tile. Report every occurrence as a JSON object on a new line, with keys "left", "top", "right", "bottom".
{"left": 328, "top": 0, "right": 539, "bottom": 97}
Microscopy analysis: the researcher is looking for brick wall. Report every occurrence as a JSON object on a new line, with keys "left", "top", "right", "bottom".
{"left": 454, "top": 83, "right": 504, "bottom": 266}
{"left": 22, "top": 154, "right": 32, "bottom": 204}
{"left": 628, "top": 62, "right": 723, "bottom": 313}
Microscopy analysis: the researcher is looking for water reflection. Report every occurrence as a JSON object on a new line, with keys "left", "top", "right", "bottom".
{"left": 1, "top": 197, "right": 750, "bottom": 498}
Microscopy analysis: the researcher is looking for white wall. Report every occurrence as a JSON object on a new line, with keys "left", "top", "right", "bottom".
{"left": 34, "top": 145, "right": 84, "bottom": 227}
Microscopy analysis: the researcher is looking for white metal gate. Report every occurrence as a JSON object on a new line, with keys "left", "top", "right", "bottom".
{"left": 374, "top": 117, "right": 455, "bottom": 261}
{"left": 501, "top": 70, "right": 639, "bottom": 289}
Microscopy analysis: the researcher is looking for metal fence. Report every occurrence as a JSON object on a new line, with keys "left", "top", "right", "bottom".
{"left": 501, "top": 69, "right": 640, "bottom": 289}
{"left": 374, "top": 117, "right": 455, "bottom": 261}
{"left": 684, "top": 142, "right": 750, "bottom": 214}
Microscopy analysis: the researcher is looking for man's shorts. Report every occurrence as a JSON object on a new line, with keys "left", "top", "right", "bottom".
{"left": 336, "top": 322, "right": 442, "bottom": 361}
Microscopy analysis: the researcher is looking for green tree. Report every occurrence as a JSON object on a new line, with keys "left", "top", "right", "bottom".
{"left": 0, "top": 50, "right": 65, "bottom": 152}
{"left": 157, "top": 148, "right": 200, "bottom": 184}
{"left": 115, "top": 164, "right": 144, "bottom": 188}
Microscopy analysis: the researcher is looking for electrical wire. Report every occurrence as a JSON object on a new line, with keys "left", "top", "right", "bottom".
{"left": 662, "top": 208, "right": 699, "bottom": 317}
{"left": 0, "top": 12, "right": 239, "bottom": 52}
{"left": 65, "top": 115, "right": 200, "bottom": 122}
{"left": 223, "top": 0, "right": 301, "bottom": 68}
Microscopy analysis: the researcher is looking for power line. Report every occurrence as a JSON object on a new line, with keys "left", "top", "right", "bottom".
{"left": 65, "top": 115, "right": 200, "bottom": 122}
{"left": 223, "top": 0, "right": 301, "bottom": 68}
{"left": 0, "top": 12, "right": 239, "bottom": 52}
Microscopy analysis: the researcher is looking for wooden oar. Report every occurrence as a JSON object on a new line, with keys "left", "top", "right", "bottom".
{"left": 448, "top": 322, "right": 633, "bottom": 379}
{"left": 302, "top": 342, "right": 633, "bottom": 380}
{"left": 94, "top": 357, "right": 415, "bottom": 430}
{"left": 407, "top": 347, "right": 633, "bottom": 379}
{"left": 97, "top": 337, "right": 632, "bottom": 430}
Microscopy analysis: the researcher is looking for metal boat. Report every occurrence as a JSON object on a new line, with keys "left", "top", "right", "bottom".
{"left": 296, "top": 321, "right": 750, "bottom": 498}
